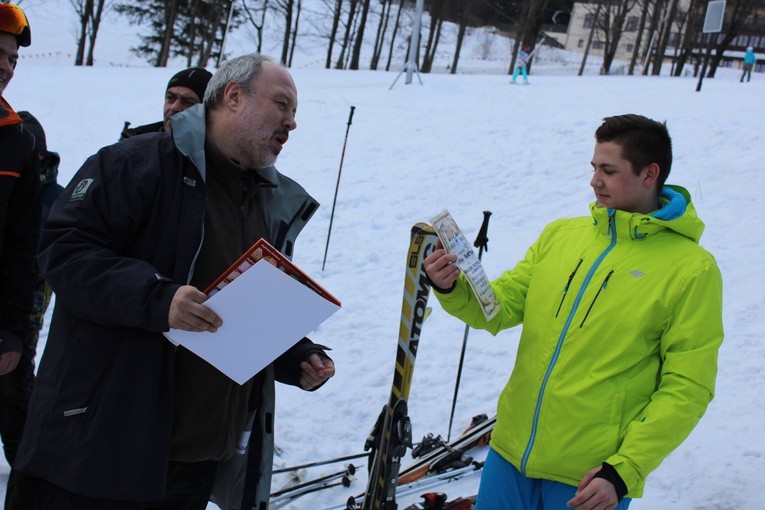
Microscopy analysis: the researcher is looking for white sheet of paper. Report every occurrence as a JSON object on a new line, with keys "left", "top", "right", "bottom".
{"left": 164, "top": 260, "right": 340, "bottom": 385}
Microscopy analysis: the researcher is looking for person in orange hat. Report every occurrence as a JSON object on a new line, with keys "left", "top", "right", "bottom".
{"left": 0, "top": 2, "right": 42, "bottom": 469}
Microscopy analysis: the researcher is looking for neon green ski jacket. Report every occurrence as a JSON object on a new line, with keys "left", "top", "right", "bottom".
{"left": 434, "top": 185, "right": 723, "bottom": 498}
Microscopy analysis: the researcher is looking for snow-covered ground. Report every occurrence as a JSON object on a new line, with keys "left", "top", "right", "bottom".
{"left": 2, "top": 1, "right": 764, "bottom": 509}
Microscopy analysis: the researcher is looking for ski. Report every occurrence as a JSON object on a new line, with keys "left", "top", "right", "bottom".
{"left": 349, "top": 223, "right": 439, "bottom": 510}
{"left": 330, "top": 461, "right": 483, "bottom": 510}
{"left": 397, "top": 414, "right": 495, "bottom": 485}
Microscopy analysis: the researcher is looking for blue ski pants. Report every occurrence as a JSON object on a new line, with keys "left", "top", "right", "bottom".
{"left": 511, "top": 65, "right": 528, "bottom": 83}
{"left": 474, "top": 448, "right": 632, "bottom": 510}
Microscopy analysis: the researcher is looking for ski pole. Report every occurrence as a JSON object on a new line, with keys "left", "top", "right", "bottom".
{"left": 322, "top": 105, "right": 356, "bottom": 271}
{"left": 446, "top": 211, "right": 492, "bottom": 442}
{"left": 273, "top": 451, "right": 368, "bottom": 474}
{"left": 271, "top": 464, "right": 357, "bottom": 498}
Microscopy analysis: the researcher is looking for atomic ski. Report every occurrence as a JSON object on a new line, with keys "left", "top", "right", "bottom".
{"left": 348, "top": 223, "right": 439, "bottom": 510}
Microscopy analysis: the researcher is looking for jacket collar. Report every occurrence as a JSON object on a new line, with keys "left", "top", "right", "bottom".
{"left": 0, "top": 97, "right": 21, "bottom": 127}
{"left": 590, "top": 185, "right": 704, "bottom": 243}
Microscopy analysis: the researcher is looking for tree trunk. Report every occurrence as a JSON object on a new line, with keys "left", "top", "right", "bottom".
{"left": 335, "top": 0, "right": 357, "bottom": 69}
{"left": 385, "top": 0, "right": 404, "bottom": 71}
{"left": 579, "top": 2, "right": 602, "bottom": 76}
{"left": 450, "top": 0, "right": 469, "bottom": 74}
{"left": 370, "top": 0, "right": 391, "bottom": 70}
{"left": 642, "top": 0, "right": 664, "bottom": 74}
{"left": 602, "top": 0, "right": 637, "bottom": 74}
{"left": 652, "top": 0, "right": 679, "bottom": 75}
{"left": 288, "top": 0, "right": 302, "bottom": 67}
{"left": 421, "top": 0, "right": 444, "bottom": 73}
{"left": 628, "top": 0, "right": 652, "bottom": 75}
{"left": 281, "top": 0, "right": 294, "bottom": 65}
{"left": 157, "top": 0, "right": 179, "bottom": 67}
{"left": 349, "top": 0, "right": 370, "bottom": 69}
{"left": 326, "top": 0, "right": 343, "bottom": 69}
{"left": 74, "top": 0, "right": 93, "bottom": 66}
{"left": 85, "top": 0, "right": 106, "bottom": 66}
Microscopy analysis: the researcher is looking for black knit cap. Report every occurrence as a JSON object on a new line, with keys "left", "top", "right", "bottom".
{"left": 18, "top": 110, "right": 47, "bottom": 155}
{"left": 166, "top": 67, "right": 213, "bottom": 102}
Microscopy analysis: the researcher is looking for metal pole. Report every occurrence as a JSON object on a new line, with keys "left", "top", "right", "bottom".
{"left": 322, "top": 106, "right": 356, "bottom": 271}
{"left": 696, "top": 32, "right": 715, "bottom": 92}
{"left": 446, "top": 210, "right": 492, "bottom": 441}
{"left": 406, "top": 0, "right": 424, "bottom": 84}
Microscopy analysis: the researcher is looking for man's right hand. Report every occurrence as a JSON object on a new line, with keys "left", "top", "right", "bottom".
{"left": 423, "top": 240, "right": 460, "bottom": 290}
{"left": 0, "top": 351, "right": 21, "bottom": 375}
{"left": 168, "top": 285, "right": 223, "bottom": 332}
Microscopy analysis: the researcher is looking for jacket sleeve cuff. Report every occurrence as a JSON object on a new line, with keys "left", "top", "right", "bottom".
{"left": 274, "top": 337, "right": 332, "bottom": 390}
{"left": 426, "top": 273, "right": 456, "bottom": 294}
{"left": 594, "top": 462, "right": 629, "bottom": 501}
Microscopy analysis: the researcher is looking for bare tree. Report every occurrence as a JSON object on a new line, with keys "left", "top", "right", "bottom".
{"left": 85, "top": 0, "right": 108, "bottom": 65}
{"left": 602, "top": 0, "right": 640, "bottom": 74}
{"left": 335, "top": 0, "right": 358, "bottom": 69}
{"left": 349, "top": 0, "right": 371, "bottom": 69}
{"left": 421, "top": 0, "right": 445, "bottom": 73}
{"left": 579, "top": 0, "right": 603, "bottom": 75}
{"left": 628, "top": 0, "right": 653, "bottom": 75}
{"left": 241, "top": 0, "right": 269, "bottom": 54}
{"left": 370, "top": 0, "right": 392, "bottom": 70}
{"left": 71, "top": 0, "right": 111, "bottom": 66}
{"left": 278, "top": 0, "right": 294, "bottom": 64}
{"left": 326, "top": 0, "right": 343, "bottom": 68}
{"left": 651, "top": 0, "right": 680, "bottom": 74}
{"left": 450, "top": 0, "right": 469, "bottom": 74}
{"left": 287, "top": 0, "right": 302, "bottom": 67}
{"left": 385, "top": 0, "right": 405, "bottom": 71}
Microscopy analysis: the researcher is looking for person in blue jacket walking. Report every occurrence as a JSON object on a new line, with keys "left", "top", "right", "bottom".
{"left": 741, "top": 46, "right": 756, "bottom": 82}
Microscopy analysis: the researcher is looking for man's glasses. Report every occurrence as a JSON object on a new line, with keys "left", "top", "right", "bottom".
{"left": 0, "top": 4, "right": 31, "bottom": 47}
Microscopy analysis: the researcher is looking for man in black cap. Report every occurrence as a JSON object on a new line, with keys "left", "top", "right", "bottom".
{"left": 0, "top": 2, "right": 42, "bottom": 467}
{"left": 120, "top": 66, "right": 213, "bottom": 139}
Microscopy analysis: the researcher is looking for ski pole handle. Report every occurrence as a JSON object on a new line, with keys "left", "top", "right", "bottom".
{"left": 474, "top": 210, "right": 492, "bottom": 256}
{"left": 347, "top": 105, "right": 356, "bottom": 126}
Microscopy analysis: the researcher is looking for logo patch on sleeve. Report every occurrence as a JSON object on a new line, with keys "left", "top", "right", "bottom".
{"left": 69, "top": 178, "right": 95, "bottom": 202}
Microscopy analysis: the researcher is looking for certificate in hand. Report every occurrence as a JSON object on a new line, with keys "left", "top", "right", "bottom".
{"left": 165, "top": 239, "right": 341, "bottom": 384}
{"left": 430, "top": 210, "right": 499, "bottom": 321}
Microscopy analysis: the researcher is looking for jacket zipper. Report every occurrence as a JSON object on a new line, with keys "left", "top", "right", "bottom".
{"left": 555, "top": 258, "right": 583, "bottom": 317}
{"left": 520, "top": 214, "right": 618, "bottom": 474}
{"left": 579, "top": 270, "right": 614, "bottom": 328}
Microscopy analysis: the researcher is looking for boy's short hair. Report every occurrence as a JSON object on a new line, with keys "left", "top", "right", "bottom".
{"left": 595, "top": 114, "right": 673, "bottom": 190}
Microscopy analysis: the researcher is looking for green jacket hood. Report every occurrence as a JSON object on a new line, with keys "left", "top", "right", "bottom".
{"left": 590, "top": 184, "right": 705, "bottom": 244}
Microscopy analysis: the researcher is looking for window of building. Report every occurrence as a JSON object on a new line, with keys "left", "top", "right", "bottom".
{"left": 593, "top": 41, "right": 604, "bottom": 49}
{"left": 584, "top": 13, "right": 595, "bottom": 29}
{"left": 625, "top": 16, "right": 639, "bottom": 32}
{"left": 578, "top": 39, "right": 585, "bottom": 48}
{"left": 626, "top": 43, "right": 634, "bottom": 52}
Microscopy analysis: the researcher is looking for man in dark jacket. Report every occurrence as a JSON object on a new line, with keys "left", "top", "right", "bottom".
{"left": 1, "top": 111, "right": 64, "bottom": 469}
{"left": 0, "top": 2, "right": 42, "bottom": 467}
{"left": 8, "top": 53, "right": 335, "bottom": 510}
{"left": 120, "top": 66, "right": 213, "bottom": 139}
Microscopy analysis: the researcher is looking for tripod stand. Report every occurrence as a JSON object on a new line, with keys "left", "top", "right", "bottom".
{"left": 389, "top": 60, "right": 423, "bottom": 90}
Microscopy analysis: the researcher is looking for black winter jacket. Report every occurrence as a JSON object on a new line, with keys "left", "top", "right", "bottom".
{"left": 15, "top": 105, "right": 322, "bottom": 506}
{"left": 0, "top": 98, "right": 41, "bottom": 356}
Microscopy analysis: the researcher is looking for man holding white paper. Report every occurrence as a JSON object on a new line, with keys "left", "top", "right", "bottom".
{"left": 9, "top": 54, "right": 335, "bottom": 510}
